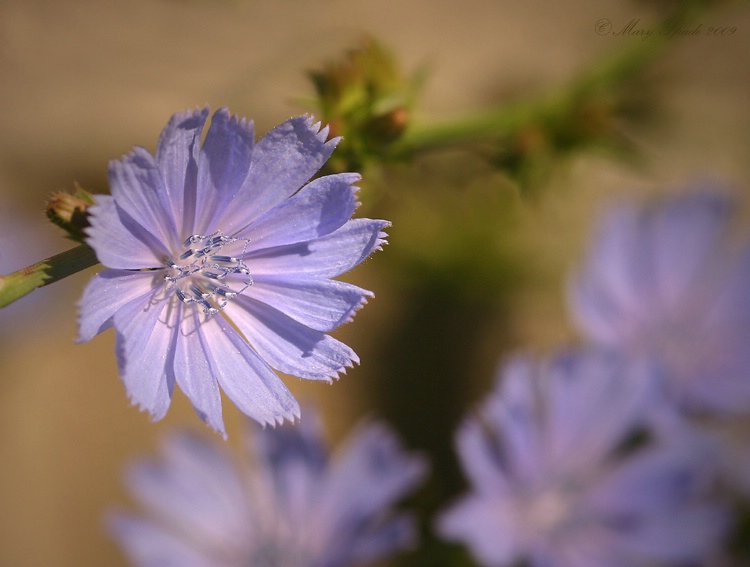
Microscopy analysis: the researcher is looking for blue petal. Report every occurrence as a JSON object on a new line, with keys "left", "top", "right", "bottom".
{"left": 239, "top": 172, "right": 361, "bottom": 247}
{"left": 195, "top": 108, "right": 255, "bottom": 235}
{"left": 255, "top": 411, "right": 328, "bottom": 474}
{"left": 155, "top": 108, "right": 210, "bottom": 238}
{"left": 328, "top": 423, "right": 427, "bottom": 564}
{"left": 322, "top": 422, "right": 428, "bottom": 519}
{"left": 589, "top": 441, "right": 727, "bottom": 562}
{"left": 173, "top": 307, "right": 225, "bottom": 436}
{"left": 246, "top": 276, "right": 372, "bottom": 332}
{"left": 86, "top": 196, "right": 166, "bottom": 269}
{"left": 544, "top": 352, "right": 658, "bottom": 470}
{"left": 113, "top": 293, "right": 175, "bottom": 420}
{"left": 649, "top": 191, "right": 732, "bottom": 311}
{"left": 108, "top": 514, "right": 230, "bottom": 567}
{"left": 453, "top": 417, "right": 511, "bottom": 494}
{"left": 109, "top": 146, "right": 180, "bottom": 252}
{"left": 437, "top": 495, "right": 519, "bottom": 566}
{"left": 78, "top": 269, "right": 161, "bottom": 343}
{"left": 216, "top": 115, "right": 339, "bottom": 234}
{"left": 227, "top": 296, "right": 359, "bottom": 381}
{"left": 247, "top": 218, "right": 390, "bottom": 279}
{"left": 125, "top": 432, "right": 250, "bottom": 545}
{"left": 195, "top": 313, "right": 300, "bottom": 426}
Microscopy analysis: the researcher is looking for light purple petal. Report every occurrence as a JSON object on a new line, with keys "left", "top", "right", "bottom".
{"left": 109, "top": 147, "right": 180, "bottom": 252}
{"left": 126, "top": 433, "right": 250, "bottom": 545}
{"left": 452, "top": 417, "right": 511, "bottom": 495}
{"left": 227, "top": 297, "right": 358, "bottom": 380}
{"left": 567, "top": 270, "right": 627, "bottom": 345}
{"left": 344, "top": 515, "right": 419, "bottom": 566}
{"left": 195, "top": 313, "right": 300, "bottom": 426}
{"left": 86, "top": 195, "right": 165, "bottom": 269}
{"left": 545, "top": 353, "right": 657, "bottom": 471}
{"left": 617, "top": 508, "right": 727, "bottom": 564}
{"left": 247, "top": 218, "right": 389, "bottom": 279}
{"left": 438, "top": 495, "right": 520, "bottom": 567}
{"left": 216, "top": 115, "right": 339, "bottom": 234}
{"left": 569, "top": 206, "right": 654, "bottom": 342}
{"left": 109, "top": 514, "right": 232, "bottom": 567}
{"left": 195, "top": 108, "right": 255, "bottom": 235}
{"left": 239, "top": 172, "right": 361, "bottom": 247}
{"left": 78, "top": 269, "right": 160, "bottom": 343}
{"left": 113, "top": 293, "right": 174, "bottom": 420}
{"left": 173, "top": 307, "right": 225, "bottom": 435}
{"left": 323, "top": 422, "right": 427, "bottom": 520}
{"left": 245, "top": 276, "right": 372, "bottom": 332}
{"left": 155, "top": 108, "right": 210, "bottom": 238}
{"left": 589, "top": 440, "right": 728, "bottom": 563}
{"left": 111, "top": 407, "right": 424, "bottom": 567}
{"left": 649, "top": 191, "right": 732, "bottom": 311}
{"left": 489, "top": 358, "right": 546, "bottom": 483}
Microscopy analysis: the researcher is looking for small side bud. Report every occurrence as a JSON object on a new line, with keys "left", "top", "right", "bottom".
{"left": 308, "top": 37, "right": 423, "bottom": 172}
{"left": 46, "top": 184, "right": 95, "bottom": 244}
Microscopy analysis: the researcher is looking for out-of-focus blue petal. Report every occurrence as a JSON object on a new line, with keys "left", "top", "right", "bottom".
{"left": 569, "top": 188, "right": 750, "bottom": 414}
{"left": 438, "top": 350, "right": 727, "bottom": 567}
{"left": 438, "top": 495, "right": 519, "bottom": 566}
{"left": 126, "top": 433, "right": 250, "bottom": 545}
{"left": 111, "top": 408, "right": 426, "bottom": 567}
{"left": 544, "top": 353, "right": 658, "bottom": 471}
{"left": 108, "top": 515, "right": 228, "bottom": 567}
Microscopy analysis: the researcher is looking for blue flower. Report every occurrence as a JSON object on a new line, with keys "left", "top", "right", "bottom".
{"left": 437, "top": 351, "right": 727, "bottom": 567}
{"left": 568, "top": 188, "right": 750, "bottom": 414}
{"left": 109, "top": 408, "right": 428, "bottom": 567}
{"left": 77, "top": 108, "right": 389, "bottom": 434}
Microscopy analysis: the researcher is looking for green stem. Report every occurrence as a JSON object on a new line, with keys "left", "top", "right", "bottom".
{"left": 391, "top": 0, "right": 710, "bottom": 158}
{"left": 0, "top": 244, "right": 100, "bottom": 308}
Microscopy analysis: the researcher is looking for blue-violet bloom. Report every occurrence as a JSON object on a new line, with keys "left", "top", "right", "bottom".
{"left": 568, "top": 188, "right": 750, "bottom": 414}
{"left": 110, "top": 408, "right": 428, "bottom": 567}
{"left": 78, "top": 108, "right": 389, "bottom": 434}
{"left": 437, "top": 351, "right": 727, "bottom": 567}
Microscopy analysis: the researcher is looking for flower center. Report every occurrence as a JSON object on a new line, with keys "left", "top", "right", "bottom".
{"left": 164, "top": 231, "right": 252, "bottom": 315}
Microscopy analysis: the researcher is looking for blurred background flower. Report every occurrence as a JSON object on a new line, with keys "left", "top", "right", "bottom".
{"left": 437, "top": 351, "right": 728, "bottom": 567}
{"left": 110, "top": 408, "right": 427, "bottom": 567}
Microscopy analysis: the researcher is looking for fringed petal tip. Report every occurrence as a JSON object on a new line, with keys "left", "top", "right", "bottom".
{"left": 373, "top": 222, "right": 392, "bottom": 252}
{"left": 192, "top": 407, "right": 227, "bottom": 440}
{"left": 128, "top": 395, "right": 170, "bottom": 424}
{"left": 260, "top": 405, "right": 302, "bottom": 429}
{"left": 340, "top": 291, "right": 374, "bottom": 327}
{"left": 301, "top": 114, "right": 340, "bottom": 148}
{"left": 212, "top": 106, "right": 254, "bottom": 132}
{"left": 165, "top": 106, "right": 211, "bottom": 127}
{"left": 295, "top": 351, "right": 360, "bottom": 384}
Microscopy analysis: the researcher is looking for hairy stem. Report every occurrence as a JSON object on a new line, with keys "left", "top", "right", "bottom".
{"left": 0, "top": 244, "right": 100, "bottom": 308}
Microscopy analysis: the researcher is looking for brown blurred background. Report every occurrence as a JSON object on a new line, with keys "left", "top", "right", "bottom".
{"left": 1, "top": 0, "right": 749, "bottom": 565}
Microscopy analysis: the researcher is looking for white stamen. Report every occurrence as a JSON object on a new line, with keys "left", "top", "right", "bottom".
{"left": 164, "top": 230, "right": 252, "bottom": 315}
